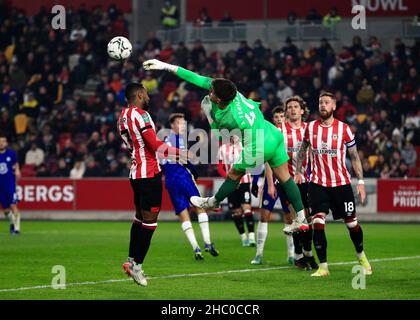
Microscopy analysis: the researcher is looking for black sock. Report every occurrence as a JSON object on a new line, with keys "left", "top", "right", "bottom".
{"left": 303, "top": 225, "right": 313, "bottom": 253}
{"left": 348, "top": 224, "right": 364, "bottom": 253}
{"left": 313, "top": 228, "right": 327, "bottom": 263}
{"left": 129, "top": 221, "right": 142, "bottom": 259}
{"left": 233, "top": 214, "right": 245, "bottom": 235}
{"left": 135, "top": 224, "right": 157, "bottom": 264}
{"left": 292, "top": 233, "right": 303, "bottom": 255}
{"left": 244, "top": 211, "right": 255, "bottom": 233}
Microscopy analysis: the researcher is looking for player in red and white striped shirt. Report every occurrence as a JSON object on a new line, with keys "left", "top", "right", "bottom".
{"left": 295, "top": 91, "right": 372, "bottom": 277}
{"left": 218, "top": 136, "right": 255, "bottom": 246}
{"left": 118, "top": 83, "right": 187, "bottom": 286}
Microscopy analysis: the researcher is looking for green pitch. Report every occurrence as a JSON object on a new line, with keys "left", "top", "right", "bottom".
{"left": 0, "top": 221, "right": 420, "bottom": 300}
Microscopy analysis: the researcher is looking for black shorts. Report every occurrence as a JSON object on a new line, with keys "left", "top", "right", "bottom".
{"left": 228, "top": 183, "right": 251, "bottom": 210}
{"left": 130, "top": 172, "right": 162, "bottom": 213}
{"left": 308, "top": 182, "right": 356, "bottom": 220}
{"left": 276, "top": 182, "right": 309, "bottom": 210}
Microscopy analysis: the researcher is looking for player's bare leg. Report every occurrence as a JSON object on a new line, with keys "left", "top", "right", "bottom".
{"left": 178, "top": 209, "right": 203, "bottom": 260}
{"left": 251, "top": 209, "right": 271, "bottom": 265}
{"left": 191, "top": 168, "right": 245, "bottom": 209}
{"left": 311, "top": 212, "right": 330, "bottom": 277}
{"left": 271, "top": 164, "right": 308, "bottom": 233}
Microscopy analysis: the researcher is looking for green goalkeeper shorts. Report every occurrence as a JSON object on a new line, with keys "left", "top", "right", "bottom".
{"left": 233, "top": 121, "right": 289, "bottom": 172}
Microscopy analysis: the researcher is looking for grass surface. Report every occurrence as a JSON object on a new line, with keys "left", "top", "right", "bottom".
{"left": 0, "top": 221, "right": 419, "bottom": 300}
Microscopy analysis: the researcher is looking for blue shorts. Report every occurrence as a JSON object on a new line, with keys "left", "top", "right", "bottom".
{"left": 165, "top": 171, "right": 201, "bottom": 215}
{"left": 259, "top": 178, "right": 290, "bottom": 213}
{"left": 0, "top": 184, "right": 18, "bottom": 209}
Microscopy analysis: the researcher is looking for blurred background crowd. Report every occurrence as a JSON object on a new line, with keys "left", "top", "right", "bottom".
{"left": 0, "top": 3, "right": 419, "bottom": 179}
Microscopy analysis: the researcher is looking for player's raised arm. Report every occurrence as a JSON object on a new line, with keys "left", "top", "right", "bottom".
{"left": 143, "top": 59, "right": 212, "bottom": 90}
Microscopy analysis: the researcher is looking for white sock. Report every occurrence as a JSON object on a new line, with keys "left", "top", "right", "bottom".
{"left": 256, "top": 222, "right": 268, "bottom": 256}
{"left": 303, "top": 250, "right": 313, "bottom": 257}
{"left": 240, "top": 233, "right": 247, "bottom": 241}
{"left": 295, "top": 253, "right": 304, "bottom": 260}
{"left": 127, "top": 257, "right": 134, "bottom": 263}
{"left": 5, "top": 211, "right": 13, "bottom": 225}
{"left": 296, "top": 210, "right": 306, "bottom": 222}
{"left": 286, "top": 231, "right": 294, "bottom": 257}
{"left": 248, "top": 232, "right": 255, "bottom": 242}
{"left": 198, "top": 213, "right": 211, "bottom": 245}
{"left": 13, "top": 211, "right": 20, "bottom": 231}
{"left": 319, "top": 262, "right": 328, "bottom": 269}
{"left": 356, "top": 251, "right": 365, "bottom": 259}
{"left": 181, "top": 221, "right": 199, "bottom": 250}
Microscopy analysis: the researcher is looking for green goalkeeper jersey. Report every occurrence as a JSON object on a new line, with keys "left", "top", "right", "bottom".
{"left": 176, "top": 67, "right": 289, "bottom": 171}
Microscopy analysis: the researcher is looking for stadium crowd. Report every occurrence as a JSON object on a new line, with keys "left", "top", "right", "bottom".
{"left": 0, "top": 3, "right": 419, "bottom": 179}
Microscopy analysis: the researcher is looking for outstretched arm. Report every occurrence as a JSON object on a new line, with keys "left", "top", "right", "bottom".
{"left": 348, "top": 145, "right": 366, "bottom": 204}
{"left": 143, "top": 59, "right": 212, "bottom": 90}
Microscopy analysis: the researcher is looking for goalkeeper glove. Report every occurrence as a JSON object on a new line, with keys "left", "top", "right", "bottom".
{"left": 143, "top": 59, "right": 177, "bottom": 73}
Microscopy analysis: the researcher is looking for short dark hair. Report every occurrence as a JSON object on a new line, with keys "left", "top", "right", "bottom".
{"left": 0, "top": 132, "right": 6, "bottom": 139}
{"left": 319, "top": 91, "right": 336, "bottom": 100}
{"left": 212, "top": 78, "right": 237, "bottom": 104}
{"left": 284, "top": 95, "right": 310, "bottom": 121}
{"left": 125, "top": 83, "right": 145, "bottom": 103}
{"left": 272, "top": 105, "right": 285, "bottom": 115}
{"left": 169, "top": 113, "right": 184, "bottom": 124}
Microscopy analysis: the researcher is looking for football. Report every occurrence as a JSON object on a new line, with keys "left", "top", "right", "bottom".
{"left": 107, "top": 36, "right": 132, "bottom": 60}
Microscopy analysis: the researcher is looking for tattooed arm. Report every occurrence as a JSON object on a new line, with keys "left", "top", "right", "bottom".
{"left": 348, "top": 145, "right": 366, "bottom": 204}
{"left": 295, "top": 140, "right": 310, "bottom": 184}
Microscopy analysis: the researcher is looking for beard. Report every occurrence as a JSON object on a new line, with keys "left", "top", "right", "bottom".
{"left": 319, "top": 109, "right": 333, "bottom": 120}
{"left": 142, "top": 101, "right": 150, "bottom": 111}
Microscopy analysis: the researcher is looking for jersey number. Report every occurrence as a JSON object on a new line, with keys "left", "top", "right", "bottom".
{"left": 344, "top": 202, "right": 354, "bottom": 213}
{"left": 245, "top": 112, "right": 256, "bottom": 126}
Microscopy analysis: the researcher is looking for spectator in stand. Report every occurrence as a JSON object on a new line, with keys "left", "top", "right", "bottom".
{"left": 25, "top": 142, "right": 45, "bottom": 167}
{"left": 323, "top": 7, "right": 342, "bottom": 27}
{"left": 54, "top": 158, "right": 70, "bottom": 177}
{"left": 401, "top": 141, "right": 417, "bottom": 168}
{"left": 195, "top": 8, "right": 212, "bottom": 27}
{"left": 70, "top": 160, "right": 86, "bottom": 179}
{"left": 219, "top": 11, "right": 234, "bottom": 26}
{"left": 413, "top": 11, "right": 420, "bottom": 26}
{"left": 143, "top": 31, "right": 162, "bottom": 51}
{"left": 306, "top": 8, "right": 322, "bottom": 24}
{"left": 159, "top": 41, "right": 175, "bottom": 62}
{"left": 84, "top": 157, "right": 102, "bottom": 177}
{"left": 160, "top": 0, "right": 179, "bottom": 29}
{"left": 141, "top": 72, "right": 159, "bottom": 95}
{"left": 287, "top": 11, "right": 297, "bottom": 25}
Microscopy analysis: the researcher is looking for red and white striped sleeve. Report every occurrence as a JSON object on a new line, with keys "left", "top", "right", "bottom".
{"left": 343, "top": 124, "right": 356, "bottom": 148}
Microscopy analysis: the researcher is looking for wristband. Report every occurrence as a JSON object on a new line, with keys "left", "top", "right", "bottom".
{"left": 357, "top": 179, "right": 365, "bottom": 185}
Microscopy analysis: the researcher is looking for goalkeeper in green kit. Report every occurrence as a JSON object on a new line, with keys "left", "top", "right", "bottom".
{"left": 143, "top": 59, "right": 308, "bottom": 233}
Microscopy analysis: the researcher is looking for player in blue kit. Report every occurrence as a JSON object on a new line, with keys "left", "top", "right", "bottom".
{"left": 0, "top": 134, "right": 21, "bottom": 235}
{"left": 162, "top": 114, "right": 219, "bottom": 260}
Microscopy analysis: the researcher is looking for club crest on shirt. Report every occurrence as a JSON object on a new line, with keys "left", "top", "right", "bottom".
{"left": 6, "top": 157, "right": 11, "bottom": 162}
{"left": 332, "top": 134, "right": 338, "bottom": 140}
{"left": 141, "top": 113, "right": 150, "bottom": 122}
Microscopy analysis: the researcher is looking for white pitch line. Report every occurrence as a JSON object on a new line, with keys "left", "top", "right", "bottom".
{"left": 1, "top": 255, "right": 420, "bottom": 293}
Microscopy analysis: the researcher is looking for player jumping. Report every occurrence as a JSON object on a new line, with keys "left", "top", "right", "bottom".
{"left": 143, "top": 59, "right": 309, "bottom": 234}
{"left": 295, "top": 91, "right": 372, "bottom": 277}
{"left": 162, "top": 113, "right": 219, "bottom": 260}
{"left": 218, "top": 136, "right": 255, "bottom": 247}
{"left": 118, "top": 83, "right": 188, "bottom": 286}
{"left": 0, "top": 134, "right": 21, "bottom": 235}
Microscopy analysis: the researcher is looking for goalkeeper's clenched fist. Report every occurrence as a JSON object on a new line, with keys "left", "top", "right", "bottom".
{"left": 143, "top": 59, "right": 178, "bottom": 73}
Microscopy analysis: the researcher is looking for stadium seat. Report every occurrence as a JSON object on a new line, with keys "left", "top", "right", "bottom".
{"left": 21, "top": 164, "right": 37, "bottom": 177}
